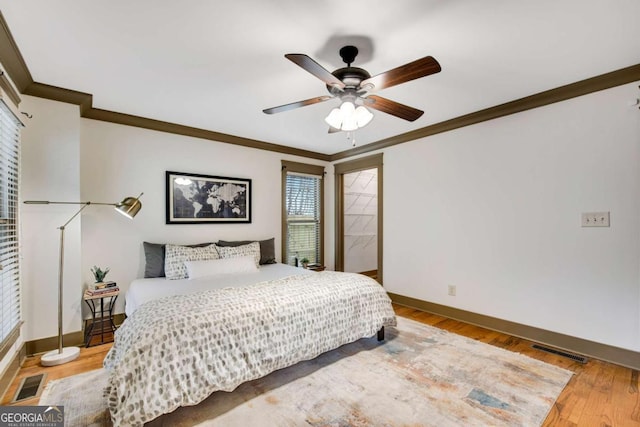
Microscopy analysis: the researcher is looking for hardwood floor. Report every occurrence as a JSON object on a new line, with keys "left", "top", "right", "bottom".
{"left": 2, "top": 304, "right": 639, "bottom": 426}
{"left": 394, "top": 305, "right": 640, "bottom": 427}
{"left": 2, "top": 342, "right": 111, "bottom": 406}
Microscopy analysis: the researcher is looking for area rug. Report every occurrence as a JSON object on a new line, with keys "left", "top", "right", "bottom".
{"left": 40, "top": 317, "right": 573, "bottom": 426}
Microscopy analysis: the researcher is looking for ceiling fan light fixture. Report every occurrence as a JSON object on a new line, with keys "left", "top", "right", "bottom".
{"left": 339, "top": 101, "right": 355, "bottom": 115}
{"left": 325, "top": 101, "right": 373, "bottom": 132}
{"left": 341, "top": 115, "right": 359, "bottom": 132}
{"left": 325, "top": 108, "right": 343, "bottom": 129}
{"left": 354, "top": 105, "right": 373, "bottom": 128}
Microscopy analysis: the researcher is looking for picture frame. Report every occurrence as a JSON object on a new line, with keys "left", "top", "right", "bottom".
{"left": 166, "top": 171, "right": 251, "bottom": 224}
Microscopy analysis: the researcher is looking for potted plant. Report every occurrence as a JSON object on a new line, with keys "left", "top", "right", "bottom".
{"left": 91, "top": 266, "right": 110, "bottom": 283}
{"left": 300, "top": 257, "right": 309, "bottom": 269}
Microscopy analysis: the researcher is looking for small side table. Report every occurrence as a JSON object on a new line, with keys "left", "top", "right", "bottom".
{"left": 83, "top": 289, "right": 119, "bottom": 347}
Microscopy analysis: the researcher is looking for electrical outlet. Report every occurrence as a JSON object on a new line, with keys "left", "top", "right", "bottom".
{"left": 448, "top": 285, "right": 456, "bottom": 296}
{"left": 581, "top": 212, "right": 610, "bottom": 227}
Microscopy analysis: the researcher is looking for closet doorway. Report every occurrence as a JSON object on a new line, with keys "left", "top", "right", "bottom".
{"left": 334, "top": 153, "right": 383, "bottom": 283}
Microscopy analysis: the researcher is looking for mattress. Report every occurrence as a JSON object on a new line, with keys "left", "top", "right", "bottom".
{"left": 125, "top": 263, "right": 312, "bottom": 316}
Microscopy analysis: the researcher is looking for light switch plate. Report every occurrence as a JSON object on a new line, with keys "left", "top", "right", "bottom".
{"left": 581, "top": 212, "right": 610, "bottom": 227}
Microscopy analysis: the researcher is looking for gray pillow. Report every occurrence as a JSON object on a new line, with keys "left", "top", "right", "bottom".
{"left": 217, "top": 238, "right": 276, "bottom": 265}
{"left": 143, "top": 242, "right": 165, "bottom": 278}
{"left": 143, "top": 241, "right": 214, "bottom": 278}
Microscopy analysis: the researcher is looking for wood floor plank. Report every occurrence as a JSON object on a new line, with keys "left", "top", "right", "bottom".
{"left": 1, "top": 303, "right": 638, "bottom": 426}
{"left": 630, "top": 370, "right": 640, "bottom": 423}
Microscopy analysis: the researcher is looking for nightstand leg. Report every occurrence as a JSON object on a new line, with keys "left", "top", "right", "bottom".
{"left": 100, "top": 297, "right": 105, "bottom": 344}
{"left": 108, "top": 295, "right": 118, "bottom": 332}
{"left": 84, "top": 299, "right": 97, "bottom": 347}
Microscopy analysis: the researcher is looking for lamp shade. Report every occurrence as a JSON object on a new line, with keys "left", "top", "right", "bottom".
{"left": 341, "top": 114, "right": 358, "bottom": 131}
{"left": 324, "top": 108, "right": 343, "bottom": 129}
{"left": 339, "top": 101, "right": 355, "bottom": 115}
{"left": 355, "top": 106, "right": 374, "bottom": 127}
{"left": 115, "top": 194, "right": 142, "bottom": 219}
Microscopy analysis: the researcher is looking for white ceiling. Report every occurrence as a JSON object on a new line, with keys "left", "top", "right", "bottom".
{"left": 1, "top": 1, "right": 639, "bottom": 155}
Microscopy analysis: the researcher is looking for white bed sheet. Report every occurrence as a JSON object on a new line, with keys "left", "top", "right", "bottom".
{"left": 125, "top": 263, "right": 312, "bottom": 316}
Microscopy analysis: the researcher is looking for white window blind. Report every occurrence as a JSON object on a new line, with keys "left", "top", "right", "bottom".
{"left": 284, "top": 171, "right": 322, "bottom": 266}
{"left": 0, "top": 99, "right": 21, "bottom": 351}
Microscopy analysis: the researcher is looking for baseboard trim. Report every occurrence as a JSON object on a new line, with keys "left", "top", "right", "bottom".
{"left": 389, "top": 292, "right": 640, "bottom": 371}
{"left": 25, "top": 332, "right": 84, "bottom": 356}
{"left": 25, "top": 313, "right": 127, "bottom": 356}
{"left": 0, "top": 342, "right": 26, "bottom": 402}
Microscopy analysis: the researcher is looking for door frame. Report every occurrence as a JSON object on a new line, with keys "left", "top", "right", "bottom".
{"left": 334, "top": 153, "right": 383, "bottom": 284}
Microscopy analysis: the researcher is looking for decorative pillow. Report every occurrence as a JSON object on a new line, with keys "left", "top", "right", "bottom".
{"left": 143, "top": 242, "right": 166, "bottom": 278}
{"left": 217, "top": 238, "right": 276, "bottom": 264}
{"left": 215, "top": 241, "right": 261, "bottom": 268}
{"left": 184, "top": 255, "right": 258, "bottom": 279}
{"left": 164, "top": 243, "right": 220, "bottom": 280}
{"left": 143, "top": 241, "right": 213, "bottom": 278}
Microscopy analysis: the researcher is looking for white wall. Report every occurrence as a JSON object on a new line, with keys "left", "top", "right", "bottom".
{"left": 19, "top": 99, "right": 330, "bottom": 341}
{"left": 383, "top": 82, "right": 640, "bottom": 351}
{"left": 20, "top": 96, "right": 83, "bottom": 341}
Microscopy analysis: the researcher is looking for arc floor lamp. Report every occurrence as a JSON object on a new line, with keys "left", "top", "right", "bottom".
{"left": 24, "top": 193, "right": 143, "bottom": 366}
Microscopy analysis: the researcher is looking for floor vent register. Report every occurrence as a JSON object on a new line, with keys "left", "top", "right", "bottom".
{"left": 532, "top": 344, "right": 588, "bottom": 364}
{"left": 11, "top": 373, "right": 47, "bottom": 403}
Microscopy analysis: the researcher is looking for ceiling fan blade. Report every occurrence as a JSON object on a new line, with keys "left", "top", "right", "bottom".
{"left": 360, "top": 56, "right": 441, "bottom": 92}
{"left": 285, "top": 54, "right": 346, "bottom": 89}
{"left": 365, "top": 95, "right": 424, "bottom": 121}
{"left": 263, "top": 96, "right": 333, "bottom": 114}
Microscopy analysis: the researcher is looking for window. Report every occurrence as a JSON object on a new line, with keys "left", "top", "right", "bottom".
{"left": 0, "top": 98, "right": 21, "bottom": 355}
{"left": 281, "top": 160, "right": 324, "bottom": 266}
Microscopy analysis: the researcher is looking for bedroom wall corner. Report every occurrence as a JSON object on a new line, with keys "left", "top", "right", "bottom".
{"left": 20, "top": 95, "right": 83, "bottom": 342}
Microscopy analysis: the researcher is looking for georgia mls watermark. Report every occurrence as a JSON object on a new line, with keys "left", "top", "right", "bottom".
{"left": 0, "top": 406, "right": 64, "bottom": 427}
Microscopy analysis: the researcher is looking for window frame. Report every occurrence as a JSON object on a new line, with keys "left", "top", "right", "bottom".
{"left": 281, "top": 160, "right": 325, "bottom": 266}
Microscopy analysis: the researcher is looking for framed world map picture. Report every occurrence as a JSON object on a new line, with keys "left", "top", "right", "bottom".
{"left": 166, "top": 171, "right": 251, "bottom": 224}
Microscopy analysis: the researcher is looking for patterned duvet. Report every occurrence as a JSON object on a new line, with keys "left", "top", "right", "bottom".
{"left": 103, "top": 271, "right": 397, "bottom": 426}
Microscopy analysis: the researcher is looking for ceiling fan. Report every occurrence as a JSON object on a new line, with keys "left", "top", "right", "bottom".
{"left": 263, "top": 45, "right": 441, "bottom": 132}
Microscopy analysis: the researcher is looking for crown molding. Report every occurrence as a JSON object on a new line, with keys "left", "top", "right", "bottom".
{"left": 330, "top": 64, "right": 640, "bottom": 161}
{"left": 23, "top": 82, "right": 92, "bottom": 113}
{"left": 0, "top": 71, "right": 20, "bottom": 106}
{"left": 0, "top": 11, "right": 32, "bottom": 93}
{"left": 23, "top": 81, "right": 332, "bottom": 161}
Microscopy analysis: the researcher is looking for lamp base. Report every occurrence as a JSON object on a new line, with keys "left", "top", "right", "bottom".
{"left": 40, "top": 346, "right": 80, "bottom": 366}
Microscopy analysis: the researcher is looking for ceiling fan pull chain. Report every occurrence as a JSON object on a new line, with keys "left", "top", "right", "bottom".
{"left": 346, "top": 131, "right": 356, "bottom": 147}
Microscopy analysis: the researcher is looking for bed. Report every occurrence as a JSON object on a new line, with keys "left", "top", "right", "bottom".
{"left": 103, "top": 245, "right": 396, "bottom": 426}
